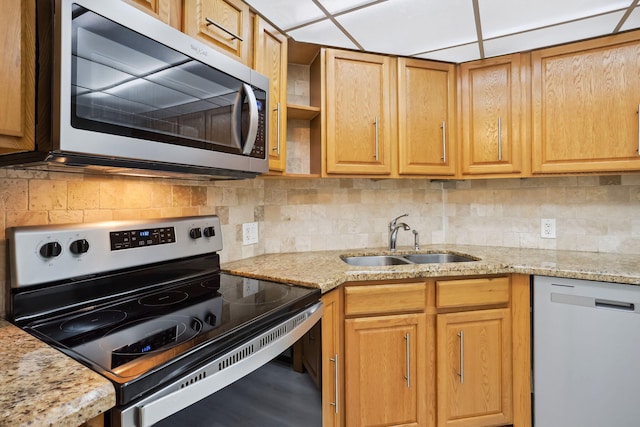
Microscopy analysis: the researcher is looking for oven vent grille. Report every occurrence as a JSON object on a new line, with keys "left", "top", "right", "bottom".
{"left": 292, "top": 312, "right": 306, "bottom": 328}
{"left": 179, "top": 371, "right": 207, "bottom": 389}
{"left": 219, "top": 344, "right": 255, "bottom": 370}
{"left": 259, "top": 324, "right": 288, "bottom": 347}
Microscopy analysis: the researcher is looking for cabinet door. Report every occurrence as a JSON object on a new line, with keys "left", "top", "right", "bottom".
{"left": 121, "top": 0, "right": 181, "bottom": 28}
{"left": 345, "top": 313, "right": 426, "bottom": 427}
{"left": 437, "top": 308, "right": 512, "bottom": 427}
{"left": 0, "top": 0, "right": 35, "bottom": 155}
{"left": 532, "top": 32, "right": 640, "bottom": 173}
{"left": 325, "top": 49, "right": 392, "bottom": 175}
{"left": 321, "top": 290, "right": 343, "bottom": 427}
{"left": 460, "top": 54, "right": 525, "bottom": 175}
{"left": 398, "top": 58, "right": 456, "bottom": 176}
{"left": 254, "top": 17, "right": 288, "bottom": 172}
{"left": 183, "top": 0, "right": 251, "bottom": 65}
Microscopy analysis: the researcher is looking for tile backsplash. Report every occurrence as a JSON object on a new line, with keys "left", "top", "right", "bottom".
{"left": 2, "top": 166, "right": 640, "bottom": 317}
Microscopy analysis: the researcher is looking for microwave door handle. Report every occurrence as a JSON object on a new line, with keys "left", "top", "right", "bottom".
{"left": 233, "top": 83, "right": 259, "bottom": 155}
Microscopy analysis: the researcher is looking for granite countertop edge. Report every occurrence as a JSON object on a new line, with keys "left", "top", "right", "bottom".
{"left": 221, "top": 244, "right": 640, "bottom": 291}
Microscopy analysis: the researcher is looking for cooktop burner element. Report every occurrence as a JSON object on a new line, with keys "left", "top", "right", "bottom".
{"left": 7, "top": 215, "right": 322, "bottom": 425}
{"left": 61, "top": 310, "right": 127, "bottom": 333}
{"left": 138, "top": 290, "right": 189, "bottom": 306}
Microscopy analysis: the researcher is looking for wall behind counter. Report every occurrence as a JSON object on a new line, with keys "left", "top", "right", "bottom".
{"left": 3, "top": 167, "right": 640, "bottom": 317}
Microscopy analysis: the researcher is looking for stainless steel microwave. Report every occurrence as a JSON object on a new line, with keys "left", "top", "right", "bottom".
{"left": 1, "top": 0, "right": 269, "bottom": 179}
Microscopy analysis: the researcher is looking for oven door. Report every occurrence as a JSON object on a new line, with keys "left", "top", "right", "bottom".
{"left": 113, "top": 301, "right": 322, "bottom": 427}
{"left": 54, "top": 0, "right": 268, "bottom": 173}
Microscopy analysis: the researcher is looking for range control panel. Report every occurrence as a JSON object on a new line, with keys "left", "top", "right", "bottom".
{"left": 110, "top": 227, "right": 176, "bottom": 251}
{"left": 8, "top": 216, "right": 223, "bottom": 288}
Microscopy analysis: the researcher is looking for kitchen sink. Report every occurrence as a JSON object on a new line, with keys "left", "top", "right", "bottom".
{"left": 341, "top": 255, "right": 410, "bottom": 266}
{"left": 341, "top": 252, "right": 478, "bottom": 266}
{"left": 403, "top": 253, "right": 477, "bottom": 264}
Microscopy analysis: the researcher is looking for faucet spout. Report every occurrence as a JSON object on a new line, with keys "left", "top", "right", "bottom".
{"left": 389, "top": 214, "right": 411, "bottom": 252}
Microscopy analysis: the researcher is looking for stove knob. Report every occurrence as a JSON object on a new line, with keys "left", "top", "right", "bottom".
{"left": 69, "top": 239, "right": 90, "bottom": 255}
{"left": 190, "top": 318, "right": 201, "bottom": 331}
{"left": 205, "top": 312, "right": 217, "bottom": 326}
{"left": 203, "top": 226, "right": 216, "bottom": 238}
{"left": 189, "top": 227, "right": 202, "bottom": 239}
{"left": 39, "top": 241, "right": 62, "bottom": 258}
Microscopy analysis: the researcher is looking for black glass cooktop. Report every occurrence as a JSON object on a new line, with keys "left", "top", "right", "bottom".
{"left": 24, "top": 273, "right": 319, "bottom": 380}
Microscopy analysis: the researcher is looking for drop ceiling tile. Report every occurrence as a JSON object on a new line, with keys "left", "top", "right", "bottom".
{"left": 317, "top": 0, "right": 383, "bottom": 15}
{"left": 483, "top": 11, "right": 626, "bottom": 58}
{"left": 478, "top": 0, "right": 631, "bottom": 39}
{"left": 288, "top": 19, "right": 359, "bottom": 51}
{"left": 621, "top": 6, "right": 640, "bottom": 31}
{"left": 243, "top": 0, "right": 325, "bottom": 30}
{"left": 335, "top": 0, "right": 477, "bottom": 56}
{"left": 414, "top": 43, "right": 481, "bottom": 63}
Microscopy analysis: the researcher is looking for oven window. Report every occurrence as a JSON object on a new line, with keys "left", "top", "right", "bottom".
{"left": 70, "top": 4, "right": 265, "bottom": 157}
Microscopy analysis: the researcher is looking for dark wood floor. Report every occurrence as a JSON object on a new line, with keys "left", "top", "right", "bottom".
{"left": 156, "top": 359, "right": 322, "bottom": 427}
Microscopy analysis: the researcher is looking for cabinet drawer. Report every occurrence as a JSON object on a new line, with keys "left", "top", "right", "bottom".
{"left": 436, "top": 276, "right": 510, "bottom": 309}
{"left": 344, "top": 282, "right": 426, "bottom": 316}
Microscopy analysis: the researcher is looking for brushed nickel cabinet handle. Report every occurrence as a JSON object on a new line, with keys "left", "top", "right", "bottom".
{"left": 374, "top": 116, "right": 380, "bottom": 160}
{"left": 441, "top": 121, "right": 447, "bottom": 163}
{"left": 458, "top": 330, "right": 465, "bottom": 384}
{"left": 272, "top": 102, "right": 281, "bottom": 155}
{"left": 404, "top": 333, "right": 411, "bottom": 388}
{"left": 205, "top": 17, "right": 243, "bottom": 41}
{"left": 497, "top": 117, "right": 503, "bottom": 161}
{"left": 330, "top": 354, "right": 339, "bottom": 413}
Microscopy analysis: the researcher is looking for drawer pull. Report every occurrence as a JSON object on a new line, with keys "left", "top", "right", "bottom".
{"left": 205, "top": 17, "right": 243, "bottom": 41}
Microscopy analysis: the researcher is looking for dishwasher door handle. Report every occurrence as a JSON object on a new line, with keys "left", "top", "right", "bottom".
{"left": 595, "top": 299, "right": 635, "bottom": 311}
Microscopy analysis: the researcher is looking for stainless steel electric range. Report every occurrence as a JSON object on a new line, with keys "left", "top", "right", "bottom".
{"left": 7, "top": 216, "right": 322, "bottom": 427}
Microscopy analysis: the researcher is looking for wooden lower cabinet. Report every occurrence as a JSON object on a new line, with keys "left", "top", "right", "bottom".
{"left": 436, "top": 309, "right": 512, "bottom": 427}
{"left": 345, "top": 313, "right": 427, "bottom": 426}
{"left": 321, "top": 275, "right": 531, "bottom": 427}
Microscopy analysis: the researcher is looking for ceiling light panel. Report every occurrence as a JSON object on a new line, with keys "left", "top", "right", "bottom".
{"left": 335, "top": 0, "right": 477, "bottom": 56}
{"left": 483, "top": 11, "right": 626, "bottom": 58}
{"left": 243, "top": 0, "right": 325, "bottom": 30}
{"left": 478, "top": 0, "right": 632, "bottom": 39}
{"left": 317, "top": 0, "right": 385, "bottom": 15}
{"left": 621, "top": 5, "right": 640, "bottom": 31}
{"left": 415, "top": 43, "right": 482, "bottom": 63}
{"left": 288, "top": 19, "right": 359, "bottom": 50}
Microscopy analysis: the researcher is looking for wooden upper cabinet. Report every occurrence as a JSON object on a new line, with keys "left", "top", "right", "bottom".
{"left": 460, "top": 53, "right": 527, "bottom": 176}
{"left": 184, "top": 0, "right": 251, "bottom": 65}
{"left": 0, "top": 0, "right": 35, "bottom": 155}
{"left": 253, "top": 17, "right": 288, "bottom": 172}
{"left": 397, "top": 58, "right": 456, "bottom": 176}
{"left": 325, "top": 49, "right": 392, "bottom": 175}
{"left": 532, "top": 31, "right": 640, "bottom": 174}
{"left": 121, "top": 0, "right": 182, "bottom": 29}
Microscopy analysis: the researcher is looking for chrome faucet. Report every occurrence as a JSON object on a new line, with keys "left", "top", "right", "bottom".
{"left": 389, "top": 214, "right": 411, "bottom": 252}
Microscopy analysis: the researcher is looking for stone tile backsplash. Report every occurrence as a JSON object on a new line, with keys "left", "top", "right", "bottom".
{"left": 3, "top": 166, "right": 640, "bottom": 317}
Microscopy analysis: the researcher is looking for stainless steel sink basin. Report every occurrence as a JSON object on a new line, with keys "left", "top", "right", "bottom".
{"left": 341, "top": 255, "right": 410, "bottom": 266}
{"left": 402, "top": 253, "right": 477, "bottom": 264}
{"left": 341, "top": 252, "right": 478, "bottom": 266}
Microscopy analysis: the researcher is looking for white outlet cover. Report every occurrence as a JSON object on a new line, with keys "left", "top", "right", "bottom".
{"left": 541, "top": 218, "right": 556, "bottom": 239}
{"left": 242, "top": 222, "right": 259, "bottom": 245}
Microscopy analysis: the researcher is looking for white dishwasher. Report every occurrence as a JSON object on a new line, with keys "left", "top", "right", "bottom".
{"left": 533, "top": 276, "right": 640, "bottom": 427}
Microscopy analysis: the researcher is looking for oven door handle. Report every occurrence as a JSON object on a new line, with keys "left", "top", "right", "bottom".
{"left": 135, "top": 301, "right": 323, "bottom": 427}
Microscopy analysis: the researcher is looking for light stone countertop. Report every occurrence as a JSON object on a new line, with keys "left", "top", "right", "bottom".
{"left": 0, "top": 319, "right": 115, "bottom": 427}
{"left": 221, "top": 244, "right": 640, "bottom": 291}
{"left": 3, "top": 244, "right": 640, "bottom": 426}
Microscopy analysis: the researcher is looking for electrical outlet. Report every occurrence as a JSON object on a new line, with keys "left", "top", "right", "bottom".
{"left": 242, "top": 222, "right": 258, "bottom": 245}
{"left": 541, "top": 218, "right": 556, "bottom": 239}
